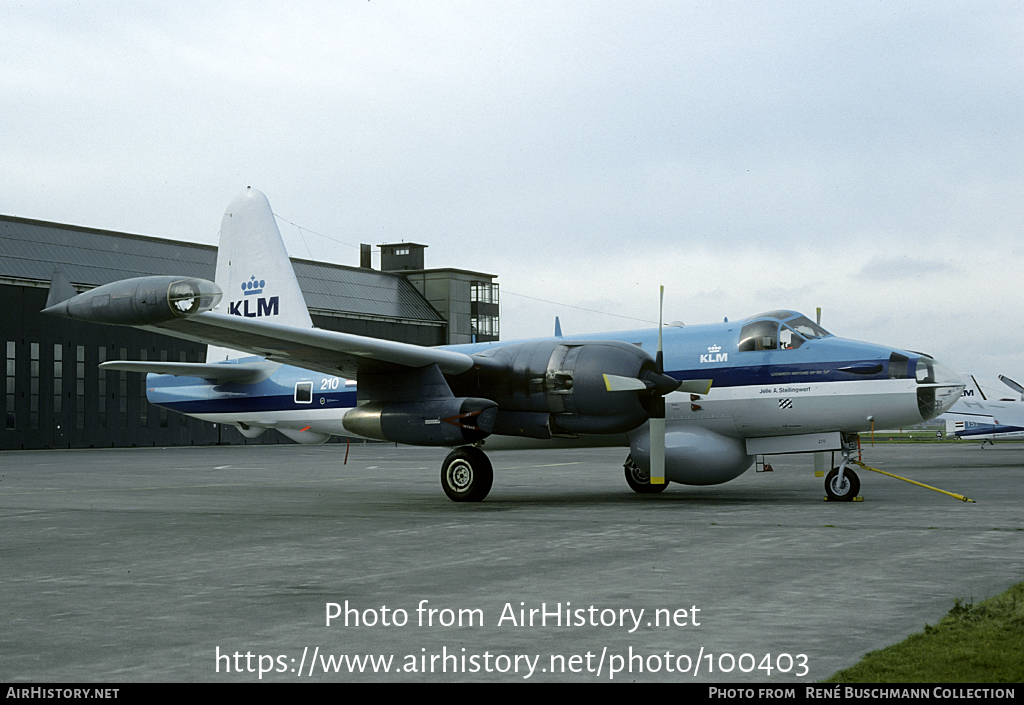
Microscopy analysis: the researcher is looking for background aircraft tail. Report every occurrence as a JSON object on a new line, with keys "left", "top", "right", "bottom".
{"left": 963, "top": 374, "right": 986, "bottom": 400}
{"left": 206, "top": 187, "right": 314, "bottom": 362}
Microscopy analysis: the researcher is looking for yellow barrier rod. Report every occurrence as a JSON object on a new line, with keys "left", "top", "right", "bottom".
{"left": 851, "top": 460, "right": 975, "bottom": 503}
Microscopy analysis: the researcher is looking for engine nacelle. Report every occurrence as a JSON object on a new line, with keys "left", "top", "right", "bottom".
{"left": 342, "top": 397, "right": 498, "bottom": 446}
{"left": 628, "top": 426, "right": 753, "bottom": 485}
{"left": 43, "top": 276, "right": 222, "bottom": 325}
{"left": 469, "top": 340, "right": 656, "bottom": 436}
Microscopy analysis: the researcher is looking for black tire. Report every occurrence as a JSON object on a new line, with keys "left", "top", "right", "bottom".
{"left": 441, "top": 447, "right": 493, "bottom": 502}
{"left": 825, "top": 467, "right": 860, "bottom": 501}
{"left": 624, "top": 454, "right": 670, "bottom": 494}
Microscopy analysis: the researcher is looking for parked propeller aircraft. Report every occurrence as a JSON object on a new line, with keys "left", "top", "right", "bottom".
{"left": 942, "top": 375, "right": 1024, "bottom": 444}
{"left": 43, "top": 188, "right": 964, "bottom": 502}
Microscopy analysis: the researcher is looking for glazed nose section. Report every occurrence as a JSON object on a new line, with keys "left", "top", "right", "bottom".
{"left": 915, "top": 358, "right": 964, "bottom": 420}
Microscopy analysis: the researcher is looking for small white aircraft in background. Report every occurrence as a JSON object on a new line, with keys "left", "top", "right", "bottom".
{"left": 942, "top": 375, "right": 1024, "bottom": 444}
{"left": 43, "top": 188, "right": 964, "bottom": 502}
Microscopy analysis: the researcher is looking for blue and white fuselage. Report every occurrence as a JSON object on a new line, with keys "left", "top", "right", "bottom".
{"left": 45, "top": 188, "right": 963, "bottom": 501}
{"left": 146, "top": 309, "right": 961, "bottom": 460}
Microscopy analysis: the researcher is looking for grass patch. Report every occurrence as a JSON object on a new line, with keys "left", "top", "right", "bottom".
{"left": 823, "top": 582, "right": 1024, "bottom": 683}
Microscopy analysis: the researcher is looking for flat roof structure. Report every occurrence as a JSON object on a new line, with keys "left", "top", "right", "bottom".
{"left": 0, "top": 214, "right": 446, "bottom": 329}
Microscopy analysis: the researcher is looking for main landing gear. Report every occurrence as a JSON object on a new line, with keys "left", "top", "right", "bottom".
{"left": 440, "top": 447, "right": 493, "bottom": 502}
{"left": 623, "top": 454, "right": 670, "bottom": 494}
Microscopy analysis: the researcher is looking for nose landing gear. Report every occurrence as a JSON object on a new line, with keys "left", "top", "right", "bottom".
{"left": 825, "top": 434, "right": 861, "bottom": 502}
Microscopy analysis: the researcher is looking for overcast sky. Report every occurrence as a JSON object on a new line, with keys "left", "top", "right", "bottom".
{"left": 3, "top": 1, "right": 1023, "bottom": 393}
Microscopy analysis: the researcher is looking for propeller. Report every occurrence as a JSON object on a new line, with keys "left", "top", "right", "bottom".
{"left": 650, "top": 286, "right": 668, "bottom": 484}
{"left": 602, "top": 371, "right": 710, "bottom": 395}
{"left": 999, "top": 375, "right": 1024, "bottom": 401}
{"left": 602, "top": 287, "right": 712, "bottom": 485}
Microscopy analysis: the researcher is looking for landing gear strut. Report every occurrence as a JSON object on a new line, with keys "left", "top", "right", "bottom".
{"left": 624, "top": 454, "right": 670, "bottom": 494}
{"left": 441, "top": 447, "right": 493, "bottom": 502}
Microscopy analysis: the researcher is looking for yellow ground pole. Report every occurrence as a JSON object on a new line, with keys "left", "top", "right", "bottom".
{"left": 851, "top": 460, "right": 975, "bottom": 503}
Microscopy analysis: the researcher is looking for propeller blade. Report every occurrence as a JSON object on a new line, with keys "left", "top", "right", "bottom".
{"left": 656, "top": 286, "right": 665, "bottom": 374}
{"left": 650, "top": 413, "right": 666, "bottom": 485}
{"left": 677, "top": 379, "right": 712, "bottom": 395}
{"left": 651, "top": 286, "right": 667, "bottom": 484}
{"left": 603, "top": 374, "right": 647, "bottom": 392}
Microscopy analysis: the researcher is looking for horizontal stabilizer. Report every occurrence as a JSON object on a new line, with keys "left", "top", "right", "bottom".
{"left": 99, "top": 360, "right": 276, "bottom": 383}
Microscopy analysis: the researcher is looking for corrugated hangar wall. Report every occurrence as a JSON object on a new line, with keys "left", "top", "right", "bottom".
{"left": 1, "top": 214, "right": 454, "bottom": 450}
{"left": 3, "top": 284, "right": 221, "bottom": 450}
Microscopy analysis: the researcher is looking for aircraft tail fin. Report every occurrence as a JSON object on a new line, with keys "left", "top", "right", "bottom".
{"left": 206, "top": 187, "right": 314, "bottom": 362}
{"left": 967, "top": 375, "right": 987, "bottom": 401}
{"left": 45, "top": 269, "right": 79, "bottom": 309}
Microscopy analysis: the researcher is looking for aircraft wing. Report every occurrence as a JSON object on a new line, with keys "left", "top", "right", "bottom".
{"left": 145, "top": 312, "right": 479, "bottom": 379}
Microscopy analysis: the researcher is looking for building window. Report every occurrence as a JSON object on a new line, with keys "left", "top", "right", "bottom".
{"left": 471, "top": 316, "right": 499, "bottom": 338}
{"left": 471, "top": 281, "right": 499, "bottom": 305}
{"left": 98, "top": 347, "right": 106, "bottom": 429}
{"left": 53, "top": 344, "right": 63, "bottom": 415}
{"left": 30, "top": 343, "right": 39, "bottom": 430}
{"left": 6, "top": 341, "right": 15, "bottom": 431}
{"left": 119, "top": 348, "right": 128, "bottom": 427}
{"left": 139, "top": 349, "right": 148, "bottom": 428}
{"left": 76, "top": 346, "right": 85, "bottom": 430}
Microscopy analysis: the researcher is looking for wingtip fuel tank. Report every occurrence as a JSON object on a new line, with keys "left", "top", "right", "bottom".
{"left": 42, "top": 275, "right": 222, "bottom": 326}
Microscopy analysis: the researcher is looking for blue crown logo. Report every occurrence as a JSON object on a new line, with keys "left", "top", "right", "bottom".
{"left": 242, "top": 275, "right": 265, "bottom": 296}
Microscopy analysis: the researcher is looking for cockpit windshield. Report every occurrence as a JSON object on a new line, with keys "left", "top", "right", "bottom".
{"left": 737, "top": 311, "right": 831, "bottom": 352}
{"left": 785, "top": 315, "right": 829, "bottom": 340}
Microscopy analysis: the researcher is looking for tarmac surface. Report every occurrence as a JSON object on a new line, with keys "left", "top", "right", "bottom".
{"left": 2, "top": 441, "right": 1022, "bottom": 683}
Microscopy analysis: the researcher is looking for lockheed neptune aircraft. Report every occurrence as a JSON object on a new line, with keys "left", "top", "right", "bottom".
{"left": 942, "top": 375, "right": 1024, "bottom": 444}
{"left": 43, "top": 188, "right": 964, "bottom": 502}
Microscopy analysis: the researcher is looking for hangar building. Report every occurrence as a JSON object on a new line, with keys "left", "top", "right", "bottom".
{"left": 1, "top": 214, "right": 498, "bottom": 450}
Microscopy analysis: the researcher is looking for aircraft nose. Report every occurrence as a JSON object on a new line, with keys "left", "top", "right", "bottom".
{"left": 916, "top": 358, "right": 964, "bottom": 419}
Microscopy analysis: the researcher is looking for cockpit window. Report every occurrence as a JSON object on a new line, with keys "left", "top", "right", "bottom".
{"left": 779, "top": 326, "right": 806, "bottom": 349}
{"left": 739, "top": 312, "right": 831, "bottom": 352}
{"left": 916, "top": 357, "right": 936, "bottom": 384}
{"left": 755, "top": 310, "right": 794, "bottom": 321}
{"left": 786, "top": 315, "right": 829, "bottom": 339}
{"left": 738, "top": 320, "right": 779, "bottom": 351}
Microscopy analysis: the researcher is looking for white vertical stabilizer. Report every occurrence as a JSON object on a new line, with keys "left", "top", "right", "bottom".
{"left": 206, "top": 187, "right": 314, "bottom": 362}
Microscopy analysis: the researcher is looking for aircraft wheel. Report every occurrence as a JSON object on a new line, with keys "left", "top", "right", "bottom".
{"left": 441, "top": 447, "right": 493, "bottom": 502}
{"left": 824, "top": 467, "right": 860, "bottom": 501}
{"left": 624, "top": 455, "right": 669, "bottom": 494}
